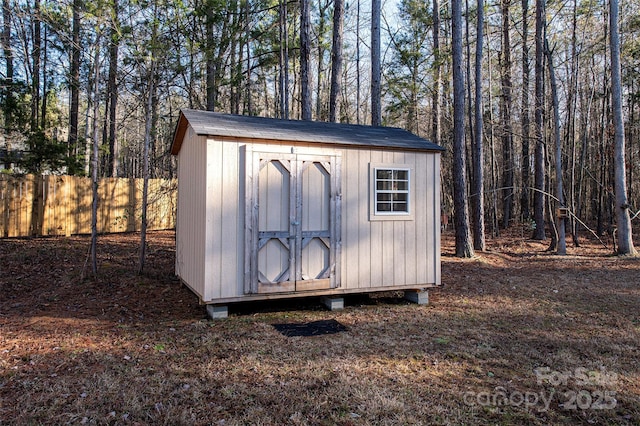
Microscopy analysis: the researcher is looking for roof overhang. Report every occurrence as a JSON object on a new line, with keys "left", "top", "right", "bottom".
{"left": 171, "top": 109, "right": 445, "bottom": 155}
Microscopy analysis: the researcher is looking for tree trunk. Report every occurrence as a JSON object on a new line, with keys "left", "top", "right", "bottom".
{"left": 471, "top": 0, "right": 485, "bottom": 251}
{"left": 40, "top": 25, "right": 47, "bottom": 129}
{"left": 315, "top": 1, "right": 329, "bottom": 120}
{"left": 138, "top": 66, "right": 155, "bottom": 274}
{"left": 245, "top": 0, "right": 252, "bottom": 114}
{"left": 532, "top": 0, "right": 546, "bottom": 240}
{"left": 545, "top": 39, "right": 566, "bottom": 255}
{"left": 278, "top": 0, "right": 289, "bottom": 119}
{"left": 371, "top": 0, "right": 381, "bottom": 126}
{"left": 329, "top": 0, "right": 344, "bottom": 123}
{"left": 486, "top": 24, "right": 499, "bottom": 237}
{"left": 356, "top": 0, "right": 361, "bottom": 124}
{"left": 452, "top": 0, "right": 474, "bottom": 258}
{"left": 90, "top": 39, "right": 101, "bottom": 277}
{"left": 576, "top": 81, "right": 595, "bottom": 245}
{"left": 205, "top": 2, "right": 215, "bottom": 111}
{"left": 609, "top": 0, "right": 637, "bottom": 256}
{"left": 2, "top": 0, "right": 13, "bottom": 169}
{"left": 107, "top": 0, "right": 119, "bottom": 177}
{"left": 68, "top": 0, "right": 81, "bottom": 171}
{"left": 465, "top": 0, "right": 474, "bottom": 154}
{"left": 520, "top": 0, "right": 531, "bottom": 221}
{"left": 432, "top": 0, "right": 441, "bottom": 144}
{"left": 567, "top": 0, "right": 579, "bottom": 245}
{"left": 500, "top": 0, "right": 514, "bottom": 229}
{"left": 31, "top": 0, "right": 41, "bottom": 132}
{"left": 300, "top": 0, "right": 311, "bottom": 120}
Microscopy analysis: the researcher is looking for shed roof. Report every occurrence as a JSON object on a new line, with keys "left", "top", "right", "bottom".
{"left": 171, "top": 109, "right": 444, "bottom": 155}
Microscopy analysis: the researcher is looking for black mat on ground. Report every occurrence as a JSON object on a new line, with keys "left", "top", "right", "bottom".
{"left": 272, "top": 319, "right": 348, "bottom": 337}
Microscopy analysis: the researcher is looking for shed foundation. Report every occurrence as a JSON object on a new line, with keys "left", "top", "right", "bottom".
{"left": 206, "top": 305, "right": 229, "bottom": 319}
{"left": 404, "top": 290, "right": 429, "bottom": 305}
{"left": 321, "top": 296, "right": 344, "bottom": 311}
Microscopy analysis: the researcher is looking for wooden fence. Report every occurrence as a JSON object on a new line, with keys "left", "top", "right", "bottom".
{"left": 0, "top": 174, "right": 177, "bottom": 237}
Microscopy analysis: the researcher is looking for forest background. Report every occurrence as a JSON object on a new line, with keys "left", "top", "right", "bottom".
{"left": 1, "top": 0, "right": 639, "bottom": 254}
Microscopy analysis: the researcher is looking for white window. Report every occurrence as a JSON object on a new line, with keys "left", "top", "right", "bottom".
{"left": 370, "top": 165, "right": 413, "bottom": 220}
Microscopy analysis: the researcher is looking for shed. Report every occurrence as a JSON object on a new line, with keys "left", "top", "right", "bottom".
{"left": 170, "top": 109, "right": 444, "bottom": 317}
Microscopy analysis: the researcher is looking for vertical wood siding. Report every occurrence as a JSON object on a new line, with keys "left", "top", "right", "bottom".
{"left": 175, "top": 127, "right": 207, "bottom": 298}
{"left": 341, "top": 148, "right": 440, "bottom": 288}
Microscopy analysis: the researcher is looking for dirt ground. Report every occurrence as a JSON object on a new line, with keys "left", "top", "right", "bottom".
{"left": 1, "top": 229, "right": 639, "bottom": 425}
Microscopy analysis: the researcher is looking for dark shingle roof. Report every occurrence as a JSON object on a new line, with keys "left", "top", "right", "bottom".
{"left": 171, "top": 109, "right": 444, "bottom": 155}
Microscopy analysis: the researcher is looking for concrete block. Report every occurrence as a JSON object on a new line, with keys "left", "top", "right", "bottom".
{"left": 404, "top": 290, "right": 429, "bottom": 305}
{"left": 321, "top": 296, "right": 344, "bottom": 311}
{"left": 206, "top": 304, "right": 229, "bottom": 319}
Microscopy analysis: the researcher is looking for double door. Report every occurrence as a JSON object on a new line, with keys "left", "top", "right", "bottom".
{"left": 245, "top": 149, "right": 341, "bottom": 294}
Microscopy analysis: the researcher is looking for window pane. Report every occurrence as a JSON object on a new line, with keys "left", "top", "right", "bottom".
{"left": 377, "top": 180, "right": 392, "bottom": 190}
{"left": 377, "top": 202, "right": 391, "bottom": 212}
{"left": 377, "top": 193, "right": 391, "bottom": 201}
{"left": 393, "top": 193, "right": 408, "bottom": 202}
{"left": 394, "top": 170, "right": 408, "bottom": 180}
{"left": 377, "top": 170, "right": 392, "bottom": 179}
{"left": 392, "top": 203, "right": 408, "bottom": 212}
{"left": 396, "top": 181, "right": 408, "bottom": 190}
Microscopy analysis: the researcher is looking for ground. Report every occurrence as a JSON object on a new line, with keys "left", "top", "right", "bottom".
{"left": 1, "top": 229, "right": 639, "bottom": 425}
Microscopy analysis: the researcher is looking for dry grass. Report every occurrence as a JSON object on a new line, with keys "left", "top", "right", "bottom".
{"left": 1, "top": 230, "right": 639, "bottom": 425}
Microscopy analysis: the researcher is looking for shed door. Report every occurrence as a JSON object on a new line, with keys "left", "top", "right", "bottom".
{"left": 245, "top": 150, "right": 341, "bottom": 294}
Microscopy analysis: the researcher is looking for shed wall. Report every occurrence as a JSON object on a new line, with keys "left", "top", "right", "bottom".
{"left": 341, "top": 149, "right": 440, "bottom": 289}
{"left": 175, "top": 127, "right": 208, "bottom": 297}
{"left": 201, "top": 138, "right": 245, "bottom": 301}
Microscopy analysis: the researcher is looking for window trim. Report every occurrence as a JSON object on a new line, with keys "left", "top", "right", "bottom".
{"left": 369, "top": 163, "right": 414, "bottom": 221}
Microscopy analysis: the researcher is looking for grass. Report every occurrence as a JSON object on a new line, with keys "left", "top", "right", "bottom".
{"left": 1, "top": 230, "right": 639, "bottom": 425}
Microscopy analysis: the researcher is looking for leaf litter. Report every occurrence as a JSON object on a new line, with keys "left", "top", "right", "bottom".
{"left": 0, "top": 229, "right": 639, "bottom": 424}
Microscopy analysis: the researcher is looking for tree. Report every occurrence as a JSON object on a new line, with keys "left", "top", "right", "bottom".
{"left": 67, "top": 0, "right": 81, "bottom": 174}
{"left": 2, "top": 0, "right": 16, "bottom": 169}
{"left": 520, "top": 0, "right": 531, "bottom": 221}
{"left": 452, "top": 0, "right": 474, "bottom": 258}
{"left": 386, "top": 0, "right": 430, "bottom": 134}
{"left": 300, "top": 0, "right": 311, "bottom": 120}
{"left": 499, "top": 0, "right": 514, "bottom": 228}
{"left": 355, "top": 0, "right": 362, "bottom": 124}
{"left": 138, "top": 60, "right": 155, "bottom": 274}
{"left": 545, "top": 39, "right": 566, "bottom": 255}
{"left": 314, "top": 0, "right": 331, "bottom": 120}
{"left": 609, "top": 0, "right": 637, "bottom": 256}
{"left": 472, "top": 0, "right": 485, "bottom": 251}
{"left": 90, "top": 32, "right": 102, "bottom": 277}
{"left": 371, "top": 0, "right": 381, "bottom": 126}
{"left": 532, "top": 0, "right": 545, "bottom": 240}
{"left": 205, "top": 1, "right": 216, "bottom": 111}
{"left": 329, "top": 0, "right": 344, "bottom": 123}
{"left": 30, "top": 0, "right": 41, "bottom": 132}
{"left": 278, "top": 0, "right": 289, "bottom": 119}
{"left": 432, "top": 0, "right": 441, "bottom": 145}
{"left": 106, "top": 0, "right": 120, "bottom": 177}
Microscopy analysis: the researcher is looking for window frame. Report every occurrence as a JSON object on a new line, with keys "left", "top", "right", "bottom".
{"left": 369, "top": 163, "right": 414, "bottom": 221}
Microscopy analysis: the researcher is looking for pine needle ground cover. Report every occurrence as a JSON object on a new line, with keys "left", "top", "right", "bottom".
{"left": 1, "top": 230, "right": 639, "bottom": 425}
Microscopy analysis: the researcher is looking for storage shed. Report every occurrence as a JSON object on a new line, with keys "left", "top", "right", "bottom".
{"left": 170, "top": 109, "right": 444, "bottom": 317}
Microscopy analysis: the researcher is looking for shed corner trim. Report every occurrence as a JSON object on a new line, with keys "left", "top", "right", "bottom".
{"left": 170, "top": 111, "right": 190, "bottom": 155}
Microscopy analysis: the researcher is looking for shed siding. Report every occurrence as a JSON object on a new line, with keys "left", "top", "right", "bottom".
{"left": 202, "top": 138, "right": 244, "bottom": 302}
{"left": 340, "top": 148, "right": 439, "bottom": 288}
{"left": 175, "top": 127, "right": 207, "bottom": 297}
{"left": 433, "top": 154, "right": 442, "bottom": 285}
